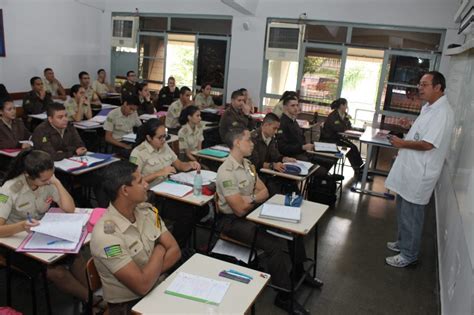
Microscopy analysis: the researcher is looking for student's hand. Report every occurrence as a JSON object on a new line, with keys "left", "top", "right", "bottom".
{"left": 242, "top": 103, "right": 251, "bottom": 115}
{"left": 302, "top": 143, "right": 314, "bottom": 151}
{"left": 76, "top": 147, "right": 87, "bottom": 155}
{"left": 23, "top": 219, "right": 40, "bottom": 232}
{"left": 39, "top": 89, "right": 46, "bottom": 100}
{"left": 399, "top": 118, "right": 411, "bottom": 129}
{"left": 144, "top": 91, "right": 151, "bottom": 101}
{"left": 283, "top": 157, "right": 296, "bottom": 163}
{"left": 242, "top": 195, "right": 253, "bottom": 204}
{"left": 123, "top": 143, "right": 132, "bottom": 150}
{"left": 389, "top": 136, "right": 404, "bottom": 148}
{"left": 21, "top": 142, "right": 32, "bottom": 149}
{"left": 189, "top": 161, "right": 201, "bottom": 171}
{"left": 161, "top": 166, "right": 177, "bottom": 177}
{"left": 273, "top": 162, "right": 286, "bottom": 173}
{"left": 48, "top": 174, "right": 61, "bottom": 186}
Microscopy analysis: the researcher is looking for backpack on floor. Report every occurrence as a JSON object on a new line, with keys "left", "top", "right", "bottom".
{"left": 307, "top": 176, "right": 337, "bottom": 206}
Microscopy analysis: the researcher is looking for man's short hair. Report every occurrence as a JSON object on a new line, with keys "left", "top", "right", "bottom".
{"left": 43, "top": 68, "right": 53, "bottom": 74}
{"left": 97, "top": 69, "right": 105, "bottom": 75}
{"left": 180, "top": 86, "right": 191, "bottom": 95}
{"left": 225, "top": 127, "right": 247, "bottom": 149}
{"left": 231, "top": 89, "right": 244, "bottom": 100}
{"left": 283, "top": 96, "right": 298, "bottom": 106}
{"left": 78, "top": 71, "right": 89, "bottom": 80}
{"left": 101, "top": 161, "right": 138, "bottom": 202}
{"left": 30, "top": 76, "right": 41, "bottom": 86}
{"left": 263, "top": 113, "right": 280, "bottom": 125}
{"left": 126, "top": 70, "right": 135, "bottom": 77}
{"left": 46, "top": 102, "right": 66, "bottom": 117}
{"left": 123, "top": 94, "right": 140, "bottom": 106}
{"left": 425, "top": 71, "right": 446, "bottom": 92}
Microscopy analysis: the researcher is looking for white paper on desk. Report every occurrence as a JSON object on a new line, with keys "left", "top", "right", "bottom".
{"left": 122, "top": 133, "right": 137, "bottom": 142}
{"left": 259, "top": 203, "right": 301, "bottom": 223}
{"left": 23, "top": 233, "right": 78, "bottom": 250}
{"left": 29, "top": 112, "right": 47, "bottom": 120}
{"left": 313, "top": 142, "right": 338, "bottom": 152}
{"left": 139, "top": 114, "right": 157, "bottom": 121}
{"left": 201, "top": 108, "right": 219, "bottom": 114}
{"left": 90, "top": 115, "right": 107, "bottom": 123}
{"left": 54, "top": 159, "right": 84, "bottom": 171}
{"left": 211, "top": 239, "right": 261, "bottom": 264}
{"left": 74, "top": 120, "right": 101, "bottom": 128}
{"left": 101, "top": 104, "right": 117, "bottom": 109}
{"left": 166, "top": 272, "right": 230, "bottom": 305}
{"left": 150, "top": 181, "right": 193, "bottom": 197}
{"left": 31, "top": 213, "right": 90, "bottom": 243}
{"left": 284, "top": 160, "right": 313, "bottom": 175}
{"left": 170, "top": 170, "right": 216, "bottom": 186}
{"left": 210, "top": 145, "right": 230, "bottom": 152}
{"left": 69, "top": 155, "right": 104, "bottom": 167}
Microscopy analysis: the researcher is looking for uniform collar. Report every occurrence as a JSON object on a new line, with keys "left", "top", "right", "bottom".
{"left": 425, "top": 94, "right": 446, "bottom": 111}
{"left": 107, "top": 203, "right": 143, "bottom": 233}
{"left": 144, "top": 140, "right": 157, "bottom": 154}
{"left": 228, "top": 153, "right": 245, "bottom": 170}
{"left": 48, "top": 122, "right": 66, "bottom": 137}
{"left": 1, "top": 118, "right": 13, "bottom": 129}
{"left": 283, "top": 112, "right": 296, "bottom": 122}
{"left": 261, "top": 130, "right": 272, "bottom": 145}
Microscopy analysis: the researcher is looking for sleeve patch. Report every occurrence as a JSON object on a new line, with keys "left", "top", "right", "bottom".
{"left": 0, "top": 194, "right": 9, "bottom": 203}
{"left": 42, "top": 136, "right": 48, "bottom": 143}
{"left": 130, "top": 156, "right": 138, "bottom": 164}
{"left": 223, "top": 180, "right": 233, "bottom": 188}
{"left": 334, "top": 120, "right": 340, "bottom": 124}
{"left": 104, "top": 244, "right": 122, "bottom": 258}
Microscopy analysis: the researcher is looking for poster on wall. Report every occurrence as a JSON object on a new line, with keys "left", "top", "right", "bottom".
{"left": 0, "top": 9, "right": 5, "bottom": 57}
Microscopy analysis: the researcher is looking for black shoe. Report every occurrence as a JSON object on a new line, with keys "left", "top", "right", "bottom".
{"left": 303, "top": 275, "right": 324, "bottom": 288}
{"left": 274, "top": 294, "right": 310, "bottom": 315}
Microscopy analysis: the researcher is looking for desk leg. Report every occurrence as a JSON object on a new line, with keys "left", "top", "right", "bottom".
{"left": 312, "top": 225, "right": 323, "bottom": 286}
{"left": 251, "top": 303, "right": 256, "bottom": 315}
{"left": 6, "top": 252, "right": 11, "bottom": 306}
{"left": 290, "top": 236, "right": 296, "bottom": 313}
{"left": 42, "top": 269, "right": 52, "bottom": 315}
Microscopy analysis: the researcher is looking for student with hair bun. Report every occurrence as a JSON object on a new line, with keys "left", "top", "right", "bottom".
{"left": 0, "top": 99, "right": 31, "bottom": 149}
{"left": 178, "top": 105, "right": 203, "bottom": 162}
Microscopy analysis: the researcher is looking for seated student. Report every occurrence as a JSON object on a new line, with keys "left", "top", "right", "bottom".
{"left": 64, "top": 84, "right": 92, "bottom": 122}
{"left": 177, "top": 105, "right": 203, "bottom": 162}
{"left": 273, "top": 91, "right": 297, "bottom": 118}
{"left": 137, "top": 82, "right": 155, "bottom": 115}
{"left": 216, "top": 127, "right": 317, "bottom": 315}
{"left": 43, "top": 68, "right": 67, "bottom": 101}
{"left": 165, "top": 86, "right": 192, "bottom": 134}
{"left": 0, "top": 99, "right": 31, "bottom": 149}
{"left": 103, "top": 95, "right": 142, "bottom": 158}
{"left": 91, "top": 161, "right": 181, "bottom": 313}
{"left": 320, "top": 98, "right": 365, "bottom": 179}
{"left": 79, "top": 71, "right": 101, "bottom": 106}
{"left": 31, "top": 102, "right": 87, "bottom": 161}
{"left": 121, "top": 70, "right": 138, "bottom": 98}
{"left": 130, "top": 119, "right": 205, "bottom": 248}
{"left": 194, "top": 83, "right": 216, "bottom": 109}
{"left": 219, "top": 89, "right": 256, "bottom": 141}
{"left": 249, "top": 113, "right": 298, "bottom": 196}
{"left": 22, "top": 76, "right": 54, "bottom": 115}
{"left": 0, "top": 149, "right": 90, "bottom": 303}
{"left": 239, "top": 88, "right": 255, "bottom": 114}
{"left": 92, "top": 69, "right": 115, "bottom": 99}
{"left": 276, "top": 96, "right": 336, "bottom": 174}
{"left": 156, "top": 76, "right": 180, "bottom": 110}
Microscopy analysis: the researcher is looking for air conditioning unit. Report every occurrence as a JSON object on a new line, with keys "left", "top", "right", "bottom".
{"left": 265, "top": 23, "right": 304, "bottom": 61}
{"left": 111, "top": 16, "right": 138, "bottom": 48}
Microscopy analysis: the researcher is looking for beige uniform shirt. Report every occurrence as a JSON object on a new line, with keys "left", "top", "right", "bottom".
{"left": 64, "top": 98, "right": 91, "bottom": 121}
{"left": 130, "top": 141, "right": 177, "bottom": 187}
{"left": 90, "top": 202, "right": 168, "bottom": 303}
{"left": 216, "top": 155, "right": 257, "bottom": 214}
{"left": 165, "top": 100, "right": 183, "bottom": 129}
{"left": 103, "top": 107, "right": 142, "bottom": 140}
{"left": 178, "top": 123, "right": 204, "bottom": 153}
{"left": 195, "top": 93, "right": 215, "bottom": 109}
{"left": 92, "top": 80, "right": 110, "bottom": 96}
{"left": 0, "top": 174, "right": 60, "bottom": 224}
{"left": 43, "top": 78, "right": 60, "bottom": 97}
{"left": 272, "top": 100, "right": 284, "bottom": 118}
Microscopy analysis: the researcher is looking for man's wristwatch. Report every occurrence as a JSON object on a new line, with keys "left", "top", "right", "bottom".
{"left": 250, "top": 194, "right": 256, "bottom": 205}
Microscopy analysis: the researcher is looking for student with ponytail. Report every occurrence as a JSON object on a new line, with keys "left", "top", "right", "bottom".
{"left": 0, "top": 149, "right": 90, "bottom": 302}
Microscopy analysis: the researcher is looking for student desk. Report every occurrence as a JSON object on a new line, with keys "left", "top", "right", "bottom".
{"left": 246, "top": 194, "right": 328, "bottom": 311}
{"left": 0, "top": 211, "right": 92, "bottom": 315}
{"left": 191, "top": 150, "right": 227, "bottom": 164}
{"left": 350, "top": 127, "right": 396, "bottom": 199}
{"left": 132, "top": 253, "right": 270, "bottom": 315}
{"left": 259, "top": 165, "right": 320, "bottom": 198}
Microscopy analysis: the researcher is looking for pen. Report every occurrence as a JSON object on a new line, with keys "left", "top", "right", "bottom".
{"left": 47, "top": 240, "right": 64, "bottom": 245}
{"left": 26, "top": 212, "right": 33, "bottom": 223}
{"left": 227, "top": 269, "right": 253, "bottom": 280}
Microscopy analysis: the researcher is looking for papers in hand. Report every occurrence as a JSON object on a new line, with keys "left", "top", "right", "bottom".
{"left": 314, "top": 142, "right": 339, "bottom": 152}
{"left": 150, "top": 181, "right": 193, "bottom": 197}
{"left": 30, "top": 212, "right": 90, "bottom": 243}
{"left": 165, "top": 272, "right": 230, "bottom": 305}
{"left": 259, "top": 203, "right": 301, "bottom": 223}
{"left": 283, "top": 160, "right": 313, "bottom": 175}
{"left": 170, "top": 170, "right": 217, "bottom": 186}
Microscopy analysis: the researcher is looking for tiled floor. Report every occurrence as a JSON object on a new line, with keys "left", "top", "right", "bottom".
{"left": 0, "top": 165, "right": 440, "bottom": 314}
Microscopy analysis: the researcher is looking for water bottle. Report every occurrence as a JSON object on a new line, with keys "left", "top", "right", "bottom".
{"left": 193, "top": 170, "right": 202, "bottom": 196}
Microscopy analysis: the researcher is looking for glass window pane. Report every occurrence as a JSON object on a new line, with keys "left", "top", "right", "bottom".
{"left": 300, "top": 48, "right": 342, "bottom": 106}
{"left": 262, "top": 97, "right": 280, "bottom": 112}
{"left": 139, "top": 58, "right": 164, "bottom": 85}
{"left": 139, "top": 35, "right": 165, "bottom": 59}
{"left": 265, "top": 60, "right": 299, "bottom": 95}
{"left": 386, "top": 55, "right": 430, "bottom": 85}
{"left": 140, "top": 17, "right": 168, "bottom": 32}
{"left": 196, "top": 39, "right": 227, "bottom": 89}
{"left": 383, "top": 84, "right": 423, "bottom": 114}
{"left": 170, "top": 18, "right": 232, "bottom": 35}
{"left": 300, "top": 102, "right": 332, "bottom": 116}
{"left": 351, "top": 28, "right": 442, "bottom": 51}
{"left": 305, "top": 24, "right": 347, "bottom": 43}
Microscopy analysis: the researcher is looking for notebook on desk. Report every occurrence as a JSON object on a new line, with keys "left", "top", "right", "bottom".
{"left": 259, "top": 203, "right": 301, "bottom": 223}
{"left": 198, "top": 148, "right": 229, "bottom": 158}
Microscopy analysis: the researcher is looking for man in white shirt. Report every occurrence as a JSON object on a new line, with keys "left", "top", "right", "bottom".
{"left": 384, "top": 71, "right": 454, "bottom": 268}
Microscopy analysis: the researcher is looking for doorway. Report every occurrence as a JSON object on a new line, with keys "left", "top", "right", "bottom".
{"left": 165, "top": 33, "right": 196, "bottom": 89}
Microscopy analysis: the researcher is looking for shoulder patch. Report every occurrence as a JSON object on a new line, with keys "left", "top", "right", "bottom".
{"left": 107, "top": 117, "right": 113, "bottom": 122}
{"left": 334, "top": 120, "right": 340, "bottom": 125}
{"left": 223, "top": 180, "right": 233, "bottom": 188}
{"left": 0, "top": 194, "right": 9, "bottom": 203}
{"left": 104, "top": 244, "right": 122, "bottom": 258}
{"left": 232, "top": 121, "right": 238, "bottom": 126}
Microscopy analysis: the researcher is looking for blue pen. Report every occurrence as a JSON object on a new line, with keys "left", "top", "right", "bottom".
{"left": 47, "top": 240, "right": 64, "bottom": 245}
{"left": 228, "top": 269, "right": 253, "bottom": 280}
{"left": 26, "top": 212, "right": 33, "bottom": 223}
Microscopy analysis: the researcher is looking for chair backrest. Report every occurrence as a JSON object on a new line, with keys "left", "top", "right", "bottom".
{"left": 86, "top": 258, "right": 102, "bottom": 292}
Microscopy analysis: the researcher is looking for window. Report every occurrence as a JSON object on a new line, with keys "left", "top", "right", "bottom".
{"left": 139, "top": 17, "right": 168, "bottom": 32}
{"left": 305, "top": 24, "right": 347, "bottom": 43}
{"left": 265, "top": 60, "right": 298, "bottom": 95}
{"left": 196, "top": 39, "right": 228, "bottom": 89}
{"left": 138, "top": 35, "right": 166, "bottom": 91}
{"left": 170, "top": 18, "right": 232, "bottom": 35}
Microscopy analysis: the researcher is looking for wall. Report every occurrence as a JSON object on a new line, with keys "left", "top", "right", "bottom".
{"left": 0, "top": 0, "right": 107, "bottom": 92}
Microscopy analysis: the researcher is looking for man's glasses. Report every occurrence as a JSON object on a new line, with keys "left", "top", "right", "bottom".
{"left": 417, "top": 83, "right": 432, "bottom": 88}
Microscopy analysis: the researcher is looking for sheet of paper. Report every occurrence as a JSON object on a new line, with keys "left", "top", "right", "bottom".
{"left": 30, "top": 213, "right": 90, "bottom": 242}
{"left": 210, "top": 145, "right": 230, "bottom": 152}
{"left": 122, "top": 133, "right": 137, "bottom": 142}
{"left": 139, "top": 114, "right": 158, "bottom": 121}
{"left": 101, "top": 104, "right": 118, "bottom": 109}
{"left": 74, "top": 120, "right": 101, "bottom": 128}
{"left": 201, "top": 108, "right": 219, "bottom": 114}
{"left": 314, "top": 142, "right": 339, "bottom": 152}
{"left": 260, "top": 203, "right": 301, "bottom": 222}
{"left": 23, "top": 232, "right": 78, "bottom": 250}
{"left": 69, "top": 155, "right": 105, "bottom": 167}
{"left": 170, "top": 170, "right": 217, "bottom": 186}
{"left": 150, "top": 181, "right": 193, "bottom": 197}
{"left": 166, "top": 272, "right": 230, "bottom": 305}
{"left": 29, "top": 112, "right": 47, "bottom": 120}
{"left": 211, "top": 239, "right": 255, "bottom": 264}
{"left": 54, "top": 159, "right": 84, "bottom": 171}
